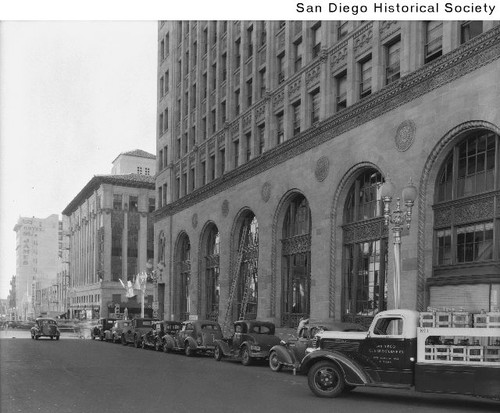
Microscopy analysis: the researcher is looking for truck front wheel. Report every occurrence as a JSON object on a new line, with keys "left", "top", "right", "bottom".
{"left": 307, "top": 360, "right": 345, "bottom": 398}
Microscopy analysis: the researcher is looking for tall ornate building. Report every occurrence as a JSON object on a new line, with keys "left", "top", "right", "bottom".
{"left": 62, "top": 150, "right": 157, "bottom": 319}
{"left": 154, "top": 21, "right": 500, "bottom": 327}
{"left": 13, "top": 214, "right": 62, "bottom": 320}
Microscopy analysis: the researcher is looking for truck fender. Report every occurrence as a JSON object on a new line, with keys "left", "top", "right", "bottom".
{"left": 185, "top": 336, "right": 197, "bottom": 350}
{"left": 269, "top": 344, "right": 296, "bottom": 366}
{"left": 214, "top": 339, "right": 231, "bottom": 355}
{"left": 300, "top": 350, "right": 374, "bottom": 385}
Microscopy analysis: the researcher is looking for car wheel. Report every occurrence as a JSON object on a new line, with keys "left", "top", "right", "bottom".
{"left": 214, "top": 345, "right": 223, "bottom": 361}
{"left": 50, "top": 336, "right": 53, "bottom": 340}
{"left": 99, "top": 334, "right": 104, "bottom": 341}
{"left": 307, "top": 360, "right": 345, "bottom": 398}
{"left": 56, "top": 335, "right": 60, "bottom": 341}
{"left": 154, "top": 341, "right": 161, "bottom": 351}
{"left": 91, "top": 334, "right": 95, "bottom": 340}
{"left": 163, "top": 342, "right": 171, "bottom": 353}
{"left": 141, "top": 339, "right": 147, "bottom": 349}
{"left": 134, "top": 336, "right": 141, "bottom": 348}
{"left": 268, "top": 351, "right": 282, "bottom": 372}
{"left": 241, "top": 346, "right": 252, "bottom": 366}
{"left": 31, "top": 333, "right": 34, "bottom": 339}
{"left": 35, "top": 335, "right": 39, "bottom": 340}
{"left": 185, "top": 343, "right": 194, "bottom": 357}
{"left": 121, "top": 335, "right": 127, "bottom": 346}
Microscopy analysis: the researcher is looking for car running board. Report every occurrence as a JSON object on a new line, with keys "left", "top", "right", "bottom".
{"left": 362, "top": 383, "right": 412, "bottom": 390}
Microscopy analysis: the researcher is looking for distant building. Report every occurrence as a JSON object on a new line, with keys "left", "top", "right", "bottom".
{"left": 62, "top": 150, "right": 156, "bottom": 319}
{"left": 13, "top": 214, "right": 62, "bottom": 319}
{"left": 154, "top": 21, "right": 500, "bottom": 327}
{"left": 111, "top": 149, "right": 156, "bottom": 176}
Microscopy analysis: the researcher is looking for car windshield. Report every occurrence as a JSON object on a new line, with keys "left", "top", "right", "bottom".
{"left": 201, "top": 324, "right": 220, "bottom": 331}
{"left": 166, "top": 324, "right": 180, "bottom": 331}
{"left": 40, "top": 320, "right": 56, "bottom": 326}
{"left": 105, "top": 320, "right": 115, "bottom": 327}
{"left": 136, "top": 320, "right": 153, "bottom": 328}
{"left": 251, "top": 325, "right": 273, "bottom": 334}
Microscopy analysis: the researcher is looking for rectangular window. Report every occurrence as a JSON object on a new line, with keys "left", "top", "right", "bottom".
{"left": 259, "top": 21, "right": 267, "bottom": 46}
{"left": 456, "top": 222, "right": 494, "bottom": 263}
{"left": 165, "top": 33, "right": 170, "bottom": 56}
{"left": 202, "top": 73, "right": 207, "bottom": 99}
{"left": 176, "top": 137, "right": 181, "bottom": 159}
{"left": 221, "top": 101, "right": 226, "bottom": 124}
{"left": 202, "top": 116, "right": 207, "bottom": 140}
{"left": 163, "top": 145, "right": 168, "bottom": 167}
{"left": 276, "top": 112, "right": 284, "bottom": 144}
{"left": 436, "top": 229, "right": 452, "bottom": 265}
{"left": 359, "top": 57, "right": 372, "bottom": 98}
{"left": 461, "top": 21, "right": 483, "bottom": 44}
{"left": 211, "top": 63, "right": 217, "bottom": 90}
{"left": 159, "top": 149, "right": 164, "bottom": 170}
{"left": 192, "top": 41, "right": 197, "bottom": 67}
{"left": 292, "top": 101, "right": 301, "bottom": 136}
{"left": 160, "top": 39, "right": 165, "bottom": 61}
{"left": 145, "top": 167, "right": 150, "bottom": 176}
{"left": 386, "top": 38, "right": 401, "bottom": 84}
{"left": 312, "top": 23, "right": 322, "bottom": 58}
{"left": 310, "top": 89, "right": 320, "bottom": 124}
{"left": 247, "top": 25, "right": 254, "bottom": 57}
{"left": 113, "top": 194, "right": 122, "bottom": 210}
{"left": 233, "top": 139, "right": 239, "bottom": 168}
{"left": 191, "top": 84, "right": 196, "bottom": 109}
{"left": 201, "top": 161, "right": 206, "bottom": 185}
{"left": 129, "top": 196, "right": 138, "bottom": 212}
{"left": 160, "top": 76, "right": 164, "bottom": 98}
{"left": 210, "top": 155, "right": 215, "bottom": 181}
{"left": 203, "top": 27, "right": 208, "bottom": 54}
{"left": 258, "top": 123, "right": 265, "bottom": 154}
{"left": 277, "top": 53, "right": 285, "bottom": 84}
{"left": 221, "top": 53, "right": 227, "bottom": 82}
{"left": 235, "top": 38, "right": 241, "bottom": 68}
{"left": 294, "top": 39, "right": 303, "bottom": 72}
{"left": 220, "top": 148, "right": 226, "bottom": 174}
{"left": 159, "top": 113, "right": 164, "bottom": 134}
{"left": 235, "top": 89, "right": 240, "bottom": 116}
{"left": 189, "top": 167, "right": 195, "bottom": 192}
{"left": 157, "top": 187, "right": 162, "bottom": 207}
{"left": 164, "top": 70, "right": 169, "bottom": 94}
{"left": 338, "top": 21, "right": 348, "bottom": 39}
{"left": 245, "top": 132, "right": 252, "bottom": 162}
{"left": 137, "top": 167, "right": 143, "bottom": 175}
{"left": 211, "top": 109, "right": 217, "bottom": 133}
{"left": 336, "top": 72, "right": 347, "bottom": 110}
{"left": 164, "top": 108, "right": 169, "bottom": 132}
{"left": 246, "top": 78, "right": 253, "bottom": 107}
{"left": 259, "top": 68, "right": 266, "bottom": 98}
{"left": 176, "top": 177, "right": 180, "bottom": 200}
{"left": 425, "top": 21, "right": 443, "bottom": 63}
{"left": 162, "top": 184, "right": 167, "bottom": 207}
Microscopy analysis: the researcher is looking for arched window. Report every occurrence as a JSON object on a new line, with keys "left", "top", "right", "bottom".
{"left": 205, "top": 226, "right": 220, "bottom": 321}
{"left": 281, "top": 195, "right": 311, "bottom": 327}
{"left": 433, "top": 130, "right": 499, "bottom": 306}
{"left": 175, "top": 234, "right": 191, "bottom": 321}
{"left": 343, "top": 169, "right": 387, "bottom": 327}
{"left": 235, "top": 213, "right": 258, "bottom": 320}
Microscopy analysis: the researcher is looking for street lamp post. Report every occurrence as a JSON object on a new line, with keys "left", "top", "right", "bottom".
{"left": 137, "top": 271, "right": 148, "bottom": 318}
{"left": 380, "top": 178, "right": 417, "bottom": 310}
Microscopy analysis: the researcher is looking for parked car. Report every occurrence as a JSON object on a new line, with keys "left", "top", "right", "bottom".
{"left": 268, "top": 319, "right": 366, "bottom": 373}
{"left": 91, "top": 318, "right": 116, "bottom": 341}
{"left": 164, "top": 320, "right": 223, "bottom": 356}
{"left": 30, "top": 317, "right": 61, "bottom": 340}
{"left": 105, "top": 320, "right": 132, "bottom": 343}
{"left": 141, "top": 320, "right": 182, "bottom": 351}
{"left": 214, "top": 320, "right": 281, "bottom": 366}
{"left": 121, "top": 318, "right": 156, "bottom": 347}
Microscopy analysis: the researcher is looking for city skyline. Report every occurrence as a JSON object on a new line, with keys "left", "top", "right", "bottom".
{"left": 0, "top": 21, "right": 158, "bottom": 299}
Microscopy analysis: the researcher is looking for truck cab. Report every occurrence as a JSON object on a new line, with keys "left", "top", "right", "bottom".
{"left": 301, "top": 310, "right": 419, "bottom": 397}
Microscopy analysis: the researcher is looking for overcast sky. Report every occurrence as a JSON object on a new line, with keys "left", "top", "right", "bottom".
{"left": 0, "top": 21, "right": 158, "bottom": 298}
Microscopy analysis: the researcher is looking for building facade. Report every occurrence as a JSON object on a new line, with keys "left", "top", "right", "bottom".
{"left": 154, "top": 21, "right": 500, "bottom": 327}
{"left": 13, "top": 215, "right": 62, "bottom": 320}
{"left": 62, "top": 151, "right": 157, "bottom": 319}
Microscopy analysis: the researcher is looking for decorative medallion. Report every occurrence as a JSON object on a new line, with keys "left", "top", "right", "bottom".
{"left": 192, "top": 213, "right": 198, "bottom": 229}
{"left": 395, "top": 120, "right": 416, "bottom": 152}
{"left": 221, "top": 199, "right": 229, "bottom": 217}
{"left": 314, "top": 156, "right": 330, "bottom": 182}
{"left": 261, "top": 182, "right": 272, "bottom": 203}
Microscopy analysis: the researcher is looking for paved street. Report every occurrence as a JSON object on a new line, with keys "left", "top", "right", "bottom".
{"left": 1, "top": 329, "right": 499, "bottom": 413}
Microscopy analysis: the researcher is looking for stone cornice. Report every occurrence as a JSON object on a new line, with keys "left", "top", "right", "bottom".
{"left": 154, "top": 26, "right": 500, "bottom": 221}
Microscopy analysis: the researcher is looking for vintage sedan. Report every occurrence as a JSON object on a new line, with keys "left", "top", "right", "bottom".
{"left": 91, "top": 318, "right": 116, "bottom": 341}
{"left": 31, "top": 317, "right": 61, "bottom": 340}
{"left": 105, "top": 320, "right": 132, "bottom": 343}
{"left": 268, "top": 319, "right": 366, "bottom": 373}
{"left": 214, "top": 320, "right": 281, "bottom": 366}
{"left": 141, "top": 320, "right": 182, "bottom": 351}
{"left": 164, "top": 320, "right": 223, "bottom": 356}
